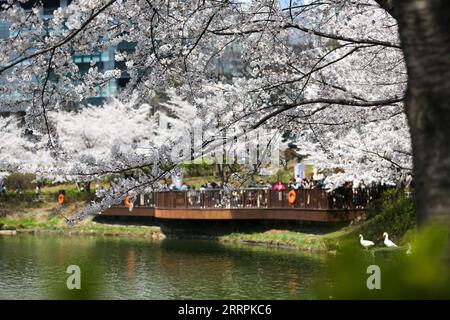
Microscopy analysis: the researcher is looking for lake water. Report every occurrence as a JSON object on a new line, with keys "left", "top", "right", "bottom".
{"left": 0, "top": 235, "right": 329, "bottom": 299}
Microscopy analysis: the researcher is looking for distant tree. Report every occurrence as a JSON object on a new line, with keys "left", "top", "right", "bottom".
{"left": 0, "top": 115, "right": 52, "bottom": 174}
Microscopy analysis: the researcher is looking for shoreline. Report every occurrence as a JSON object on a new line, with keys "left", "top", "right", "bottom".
{"left": 218, "top": 238, "right": 331, "bottom": 252}
{"left": 0, "top": 220, "right": 165, "bottom": 240}
{"left": 12, "top": 227, "right": 165, "bottom": 239}
{"left": 217, "top": 230, "right": 342, "bottom": 253}
{"left": 1, "top": 222, "right": 341, "bottom": 253}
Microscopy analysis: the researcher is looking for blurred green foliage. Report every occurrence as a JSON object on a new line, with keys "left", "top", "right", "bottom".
{"left": 316, "top": 223, "right": 450, "bottom": 299}
{"left": 181, "top": 160, "right": 216, "bottom": 177}
{"left": 267, "top": 168, "right": 292, "bottom": 184}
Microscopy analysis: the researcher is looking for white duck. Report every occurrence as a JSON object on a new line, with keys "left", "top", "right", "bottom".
{"left": 383, "top": 232, "right": 398, "bottom": 248}
{"left": 359, "top": 234, "right": 375, "bottom": 249}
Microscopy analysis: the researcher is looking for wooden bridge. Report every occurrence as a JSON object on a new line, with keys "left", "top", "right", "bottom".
{"left": 101, "top": 189, "right": 366, "bottom": 222}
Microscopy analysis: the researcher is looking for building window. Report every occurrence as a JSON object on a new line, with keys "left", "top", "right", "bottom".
{"left": 101, "top": 51, "right": 110, "bottom": 62}
{"left": 73, "top": 53, "right": 102, "bottom": 64}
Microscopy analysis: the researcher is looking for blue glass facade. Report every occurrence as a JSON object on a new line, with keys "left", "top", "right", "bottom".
{"left": 0, "top": 0, "right": 128, "bottom": 109}
{"left": 1, "top": 0, "right": 248, "bottom": 111}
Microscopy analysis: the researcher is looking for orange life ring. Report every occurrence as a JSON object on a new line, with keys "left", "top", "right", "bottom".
{"left": 58, "top": 194, "right": 65, "bottom": 205}
{"left": 288, "top": 190, "right": 296, "bottom": 205}
{"left": 124, "top": 194, "right": 134, "bottom": 207}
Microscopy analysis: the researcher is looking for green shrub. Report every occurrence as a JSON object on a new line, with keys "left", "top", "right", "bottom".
{"left": 358, "top": 189, "right": 415, "bottom": 243}
{"left": 267, "top": 168, "right": 292, "bottom": 184}
{"left": 181, "top": 160, "right": 215, "bottom": 177}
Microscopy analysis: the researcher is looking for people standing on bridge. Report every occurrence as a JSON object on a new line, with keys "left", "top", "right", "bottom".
{"left": 344, "top": 181, "right": 354, "bottom": 209}
{"left": 169, "top": 183, "right": 178, "bottom": 191}
{"left": 301, "top": 178, "right": 310, "bottom": 189}
{"left": 333, "top": 184, "right": 345, "bottom": 209}
{"left": 160, "top": 179, "right": 169, "bottom": 191}
{"left": 209, "top": 181, "right": 218, "bottom": 189}
{"left": 273, "top": 181, "right": 286, "bottom": 191}
{"left": 180, "top": 183, "right": 189, "bottom": 191}
{"left": 289, "top": 178, "right": 301, "bottom": 190}
{"left": 356, "top": 180, "right": 367, "bottom": 208}
{"left": 187, "top": 187, "right": 198, "bottom": 207}
{"left": 258, "top": 180, "right": 271, "bottom": 189}
{"left": 288, "top": 178, "right": 294, "bottom": 189}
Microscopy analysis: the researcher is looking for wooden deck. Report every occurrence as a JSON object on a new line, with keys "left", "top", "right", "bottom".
{"left": 101, "top": 206, "right": 155, "bottom": 217}
{"left": 100, "top": 189, "right": 367, "bottom": 222}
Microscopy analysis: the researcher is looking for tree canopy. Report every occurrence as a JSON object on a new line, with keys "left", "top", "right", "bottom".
{"left": 1, "top": 0, "right": 449, "bottom": 222}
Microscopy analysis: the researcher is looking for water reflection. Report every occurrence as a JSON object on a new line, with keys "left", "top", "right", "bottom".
{"left": 0, "top": 235, "right": 327, "bottom": 299}
{"left": 126, "top": 249, "right": 136, "bottom": 281}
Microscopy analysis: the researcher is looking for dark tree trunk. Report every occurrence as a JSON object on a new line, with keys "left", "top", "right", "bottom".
{"left": 389, "top": 0, "right": 450, "bottom": 223}
{"left": 217, "top": 163, "right": 225, "bottom": 185}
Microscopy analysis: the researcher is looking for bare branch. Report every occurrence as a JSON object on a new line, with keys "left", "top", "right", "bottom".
{"left": 252, "top": 97, "right": 404, "bottom": 129}
{"left": 40, "top": 48, "right": 56, "bottom": 146}
{"left": 0, "top": 0, "right": 117, "bottom": 75}
{"left": 210, "top": 22, "right": 401, "bottom": 49}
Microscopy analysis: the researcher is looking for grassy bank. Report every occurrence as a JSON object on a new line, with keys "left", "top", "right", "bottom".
{"left": 0, "top": 201, "right": 163, "bottom": 239}
{"left": 219, "top": 226, "right": 353, "bottom": 252}
{"left": 0, "top": 217, "right": 163, "bottom": 238}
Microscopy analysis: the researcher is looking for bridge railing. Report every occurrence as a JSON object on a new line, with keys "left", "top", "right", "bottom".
{"left": 0, "top": 188, "right": 372, "bottom": 211}
{"left": 152, "top": 188, "right": 362, "bottom": 210}
{"left": 116, "top": 193, "right": 156, "bottom": 207}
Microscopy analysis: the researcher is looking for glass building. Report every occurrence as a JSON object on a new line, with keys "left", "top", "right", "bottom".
{"left": 1, "top": 0, "right": 250, "bottom": 112}
{"left": 0, "top": 0, "right": 131, "bottom": 110}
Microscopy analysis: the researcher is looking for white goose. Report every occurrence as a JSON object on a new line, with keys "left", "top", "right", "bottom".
{"left": 359, "top": 234, "right": 375, "bottom": 249}
{"left": 383, "top": 232, "right": 398, "bottom": 248}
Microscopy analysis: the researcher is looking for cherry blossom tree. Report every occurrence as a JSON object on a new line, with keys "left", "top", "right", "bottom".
{"left": 299, "top": 112, "right": 412, "bottom": 186}
{"left": 0, "top": 115, "right": 53, "bottom": 174}
{"left": 0, "top": 0, "right": 448, "bottom": 223}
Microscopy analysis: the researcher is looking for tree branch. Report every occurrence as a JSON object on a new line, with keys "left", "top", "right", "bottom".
{"left": 210, "top": 23, "right": 401, "bottom": 49}
{"left": 0, "top": 0, "right": 117, "bottom": 75}
{"left": 183, "top": 11, "right": 218, "bottom": 70}
{"left": 41, "top": 48, "right": 56, "bottom": 146}
{"left": 252, "top": 97, "right": 404, "bottom": 129}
